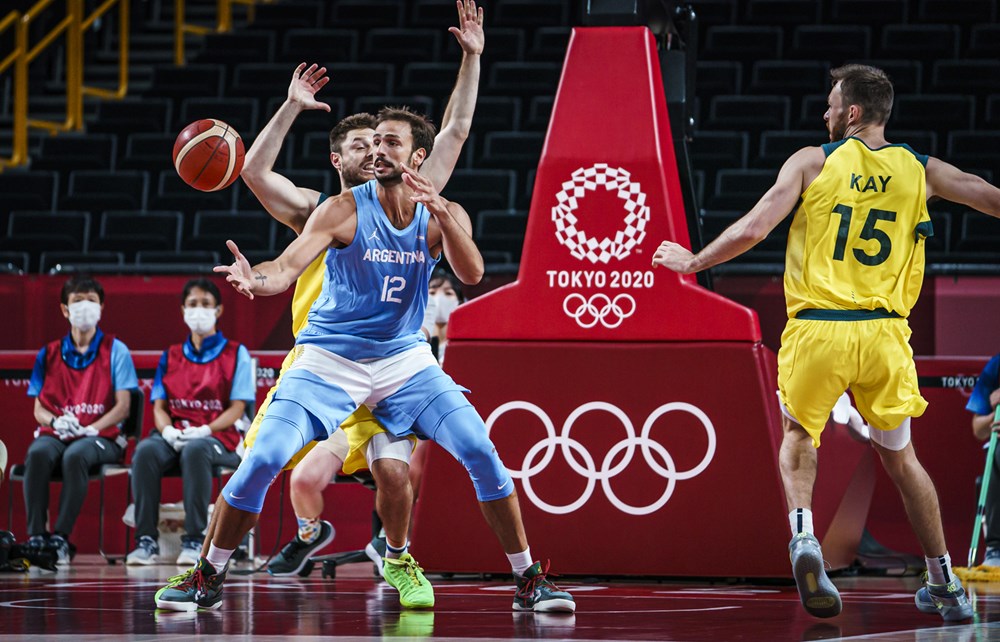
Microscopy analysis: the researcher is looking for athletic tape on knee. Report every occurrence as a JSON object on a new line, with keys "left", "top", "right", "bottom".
{"left": 869, "top": 417, "right": 911, "bottom": 451}
{"left": 222, "top": 399, "right": 311, "bottom": 513}
{"left": 417, "top": 391, "right": 513, "bottom": 502}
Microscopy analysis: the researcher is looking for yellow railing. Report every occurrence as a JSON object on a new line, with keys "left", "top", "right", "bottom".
{"left": 0, "top": 10, "right": 25, "bottom": 168}
{"left": 81, "top": 0, "right": 130, "bottom": 100}
{"left": 175, "top": 0, "right": 273, "bottom": 66}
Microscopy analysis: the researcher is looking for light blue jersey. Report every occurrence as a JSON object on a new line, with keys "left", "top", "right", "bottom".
{"left": 297, "top": 179, "right": 439, "bottom": 360}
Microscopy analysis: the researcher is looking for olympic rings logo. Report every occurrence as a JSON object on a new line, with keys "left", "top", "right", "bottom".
{"left": 562, "top": 293, "right": 636, "bottom": 329}
{"left": 485, "top": 401, "right": 717, "bottom": 516}
{"left": 551, "top": 164, "right": 650, "bottom": 264}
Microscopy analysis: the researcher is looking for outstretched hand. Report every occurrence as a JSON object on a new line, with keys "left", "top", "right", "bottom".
{"left": 213, "top": 240, "right": 256, "bottom": 300}
{"left": 402, "top": 165, "right": 449, "bottom": 216}
{"left": 448, "top": 0, "right": 484, "bottom": 56}
{"left": 651, "top": 240, "right": 696, "bottom": 274}
{"left": 288, "top": 63, "right": 331, "bottom": 112}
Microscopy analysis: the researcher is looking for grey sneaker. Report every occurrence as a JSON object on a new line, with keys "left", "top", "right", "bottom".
{"left": 127, "top": 535, "right": 160, "bottom": 566}
{"left": 915, "top": 576, "right": 973, "bottom": 621}
{"left": 365, "top": 535, "right": 387, "bottom": 575}
{"left": 49, "top": 534, "right": 72, "bottom": 565}
{"left": 266, "top": 520, "right": 335, "bottom": 576}
{"left": 788, "top": 533, "right": 841, "bottom": 618}
{"left": 982, "top": 547, "right": 1000, "bottom": 568}
{"left": 176, "top": 537, "right": 201, "bottom": 567}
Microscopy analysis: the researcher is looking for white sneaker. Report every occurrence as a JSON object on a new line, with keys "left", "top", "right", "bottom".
{"left": 126, "top": 535, "right": 160, "bottom": 565}
{"left": 175, "top": 538, "right": 201, "bottom": 567}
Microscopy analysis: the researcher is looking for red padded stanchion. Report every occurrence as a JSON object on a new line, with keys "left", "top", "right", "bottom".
{"left": 409, "top": 27, "right": 873, "bottom": 577}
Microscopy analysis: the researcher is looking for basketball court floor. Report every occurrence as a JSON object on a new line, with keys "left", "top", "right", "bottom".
{"left": 2, "top": 556, "right": 1000, "bottom": 641}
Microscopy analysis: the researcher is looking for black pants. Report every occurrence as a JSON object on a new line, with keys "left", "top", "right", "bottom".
{"left": 130, "top": 431, "right": 241, "bottom": 542}
{"left": 24, "top": 435, "right": 124, "bottom": 538}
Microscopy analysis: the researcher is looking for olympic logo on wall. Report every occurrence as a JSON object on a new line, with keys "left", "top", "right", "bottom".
{"left": 551, "top": 164, "right": 650, "bottom": 264}
{"left": 562, "top": 293, "right": 636, "bottom": 329}
{"left": 485, "top": 401, "right": 716, "bottom": 516}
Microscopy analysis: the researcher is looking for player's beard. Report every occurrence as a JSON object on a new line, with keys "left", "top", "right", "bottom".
{"left": 341, "top": 161, "right": 373, "bottom": 189}
{"left": 374, "top": 159, "right": 404, "bottom": 186}
{"left": 828, "top": 112, "right": 849, "bottom": 142}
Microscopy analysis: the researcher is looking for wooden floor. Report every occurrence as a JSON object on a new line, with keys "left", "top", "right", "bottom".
{"left": 2, "top": 556, "right": 1000, "bottom": 640}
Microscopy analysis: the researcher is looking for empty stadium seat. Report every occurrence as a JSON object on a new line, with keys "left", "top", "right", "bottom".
{"left": 487, "top": 62, "right": 562, "bottom": 100}
{"left": 707, "top": 96, "right": 790, "bottom": 136}
{"left": 917, "top": 0, "right": 995, "bottom": 24}
{"left": 198, "top": 31, "right": 276, "bottom": 65}
{"left": 479, "top": 132, "right": 543, "bottom": 173}
{"left": 757, "top": 130, "right": 822, "bottom": 168}
{"left": 187, "top": 211, "right": 275, "bottom": 252}
{"left": 472, "top": 96, "right": 522, "bottom": 132}
{"left": 62, "top": 170, "right": 149, "bottom": 213}
{"left": 530, "top": 27, "right": 571, "bottom": 61}
{"left": 327, "top": 0, "right": 404, "bottom": 29}
{"left": 947, "top": 131, "right": 1000, "bottom": 178}
{"left": 846, "top": 59, "right": 922, "bottom": 94}
{"left": 830, "top": 0, "right": 907, "bottom": 23}
{"left": 33, "top": 134, "right": 118, "bottom": 173}
{"left": 790, "top": 25, "right": 871, "bottom": 61}
{"left": 92, "top": 211, "right": 183, "bottom": 259}
{"left": 252, "top": 1, "right": 324, "bottom": 29}
{"left": 892, "top": 95, "right": 974, "bottom": 141}
{"left": 148, "top": 64, "right": 225, "bottom": 99}
{"left": 93, "top": 98, "right": 172, "bottom": 136}
{"left": 237, "top": 170, "right": 332, "bottom": 210}
{"left": 745, "top": 0, "right": 820, "bottom": 25}
{"left": 492, "top": 0, "right": 568, "bottom": 28}
{"left": 178, "top": 97, "right": 259, "bottom": 134}
{"left": 401, "top": 62, "right": 461, "bottom": 96}
{"left": 441, "top": 169, "right": 517, "bottom": 214}
{"left": 0, "top": 170, "right": 57, "bottom": 214}
{"left": 957, "top": 210, "right": 1000, "bottom": 253}
{"left": 689, "top": 131, "right": 749, "bottom": 182}
{"left": 149, "top": 172, "right": 234, "bottom": 214}
{"left": 703, "top": 26, "right": 782, "bottom": 61}
{"left": 931, "top": 60, "right": 1000, "bottom": 96}
{"left": 136, "top": 250, "right": 220, "bottom": 266}
{"left": 324, "top": 63, "right": 395, "bottom": 98}
{"left": 0, "top": 251, "right": 30, "bottom": 273}
{"left": 967, "top": 24, "right": 1000, "bottom": 59}
{"left": 525, "top": 96, "right": 554, "bottom": 132}
{"left": 353, "top": 96, "right": 435, "bottom": 120}
{"left": 696, "top": 62, "right": 743, "bottom": 98}
{"left": 278, "top": 29, "right": 360, "bottom": 65}
{"left": 750, "top": 61, "right": 830, "bottom": 101}
{"left": 709, "top": 169, "right": 778, "bottom": 210}
{"left": 879, "top": 24, "right": 959, "bottom": 61}
{"left": 362, "top": 29, "right": 442, "bottom": 64}
{"left": 40, "top": 251, "right": 125, "bottom": 274}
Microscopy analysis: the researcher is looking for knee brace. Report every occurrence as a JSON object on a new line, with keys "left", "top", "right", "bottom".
{"left": 417, "top": 391, "right": 513, "bottom": 502}
{"left": 222, "top": 399, "right": 312, "bottom": 513}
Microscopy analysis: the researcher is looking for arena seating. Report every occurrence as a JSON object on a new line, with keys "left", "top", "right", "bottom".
{"left": 2, "top": 0, "right": 999, "bottom": 275}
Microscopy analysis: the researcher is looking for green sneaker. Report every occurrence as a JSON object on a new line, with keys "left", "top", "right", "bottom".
{"left": 154, "top": 557, "right": 227, "bottom": 612}
{"left": 514, "top": 561, "right": 576, "bottom": 612}
{"left": 382, "top": 553, "right": 435, "bottom": 608}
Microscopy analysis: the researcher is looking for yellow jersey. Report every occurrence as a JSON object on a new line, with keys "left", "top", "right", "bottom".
{"left": 289, "top": 192, "right": 331, "bottom": 338}
{"left": 784, "top": 137, "right": 932, "bottom": 319}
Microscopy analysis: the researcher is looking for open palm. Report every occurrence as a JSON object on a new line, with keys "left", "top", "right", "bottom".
{"left": 449, "top": 0, "right": 485, "bottom": 56}
{"left": 288, "top": 62, "right": 331, "bottom": 112}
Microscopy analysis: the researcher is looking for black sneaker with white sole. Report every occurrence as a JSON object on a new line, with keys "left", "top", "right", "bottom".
{"left": 266, "top": 520, "right": 335, "bottom": 576}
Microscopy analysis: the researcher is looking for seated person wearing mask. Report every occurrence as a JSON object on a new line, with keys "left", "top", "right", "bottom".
{"left": 24, "top": 275, "right": 138, "bottom": 564}
{"left": 427, "top": 269, "right": 465, "bottom": 364}
{"left": 127, "top": 279, "right": 254, "bottom": 566}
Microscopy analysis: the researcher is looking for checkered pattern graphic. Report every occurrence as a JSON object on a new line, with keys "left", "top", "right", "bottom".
{"left": 551, "top": 164, "right": 650, "bottom": 264}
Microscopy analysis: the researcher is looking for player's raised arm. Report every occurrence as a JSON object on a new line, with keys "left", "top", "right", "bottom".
{"left": 420, "top": 0, "right": 484, "bottom": 191}
{"left": 242, "top": 63, "right": 332, "bottom": 234}
{"left": 403, "top": 165, "right": 483, "bottom": 284}
{"left": 926, "top": 157, "right": 1000, "bottom": 218}
{"left": 215, "top": 193, "right": 355, "bottom": 298}
{"left": 653, "top": 146, "right": 823, "bottom": 274}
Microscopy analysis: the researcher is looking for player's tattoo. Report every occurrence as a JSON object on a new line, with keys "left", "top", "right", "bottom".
{"left": 254, "top": 271, "right": 267, "bottom": 287}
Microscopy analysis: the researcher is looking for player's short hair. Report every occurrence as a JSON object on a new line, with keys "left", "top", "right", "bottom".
{"left": 375, "top": 106, "right": 436, "bottom": 158}
{"left": 60, "top": 275, "right": 104, "bottom": 305}
{"left": 329, "top": 113, "right": 377, "bottom": 155}
{"left": 830, "top": 64, "right": 894, "bottom": 126}
{"left": 182, "top": 278, "right": 222, "bottom": 306}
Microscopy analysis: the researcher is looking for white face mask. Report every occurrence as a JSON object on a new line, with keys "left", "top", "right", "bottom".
{"left": 184, "top": 307, "right": 217, "bottom": 335}
{"left": 434, "top": 293, "right": 460, "bottom": 324}
{"left": 67, "top": 300, "right": 101, "bottom": 332}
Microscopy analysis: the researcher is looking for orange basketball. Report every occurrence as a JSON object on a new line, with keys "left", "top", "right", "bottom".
{"left": 172, "top": 119, "right": 245, "bottom": 192}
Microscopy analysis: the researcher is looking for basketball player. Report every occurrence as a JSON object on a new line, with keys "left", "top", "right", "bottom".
{"left": 158, "top": 106, "right": 573, "bottom": 615}
{"left": 653, "top": 64, "right": 1000, "bottom": 621}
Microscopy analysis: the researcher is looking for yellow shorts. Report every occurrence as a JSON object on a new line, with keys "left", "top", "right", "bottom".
{"left": 243, "top": 349, "right": 415, "bottom": 473}
{"left": 777, "top": 317, "right": 927, "bottom": 447}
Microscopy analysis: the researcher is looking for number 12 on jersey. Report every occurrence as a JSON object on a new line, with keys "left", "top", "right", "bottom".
{"left": 381, "top": 275, "right": 406, "bottom": 303}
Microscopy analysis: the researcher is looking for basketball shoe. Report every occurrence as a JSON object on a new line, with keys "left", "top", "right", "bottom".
{"left": 914, "top": 575, "right": 973, "bottom": 622}
{"left": 789, "top": 533, "right": 842, "bottom": 618}
{"left": 267, "top": 520, "right": 335, "bottom": 576}
{"left": 154, "top": 557, "right": 226, "bottom": 612}
{"left": 382, "top": 553, "right": 434, "bottom": 608}
{"left": 365, "top": 532, "right": 387, "bottom": 575}
{"left": 513, "top": 562, "right": 576, "bottom": 612}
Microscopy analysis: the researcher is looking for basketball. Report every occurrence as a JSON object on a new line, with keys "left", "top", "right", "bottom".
{"left": 172, "top": 118, "right": 245, "bottom": 192}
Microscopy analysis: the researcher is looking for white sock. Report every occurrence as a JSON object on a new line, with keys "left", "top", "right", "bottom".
{"left": 926, "top": 553, "right": 954, "bottom": 585}
{"left": 206, "top": 544, "right": 235, "bottom": 573}
{"left": 386, "top": 539, "right": 408, "bottom": 560}
{"left": 507, "top": 548, "right": 533, "bottom": 576}
{"left": 789, "top": 508, "right": 814, "bottom": 537}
